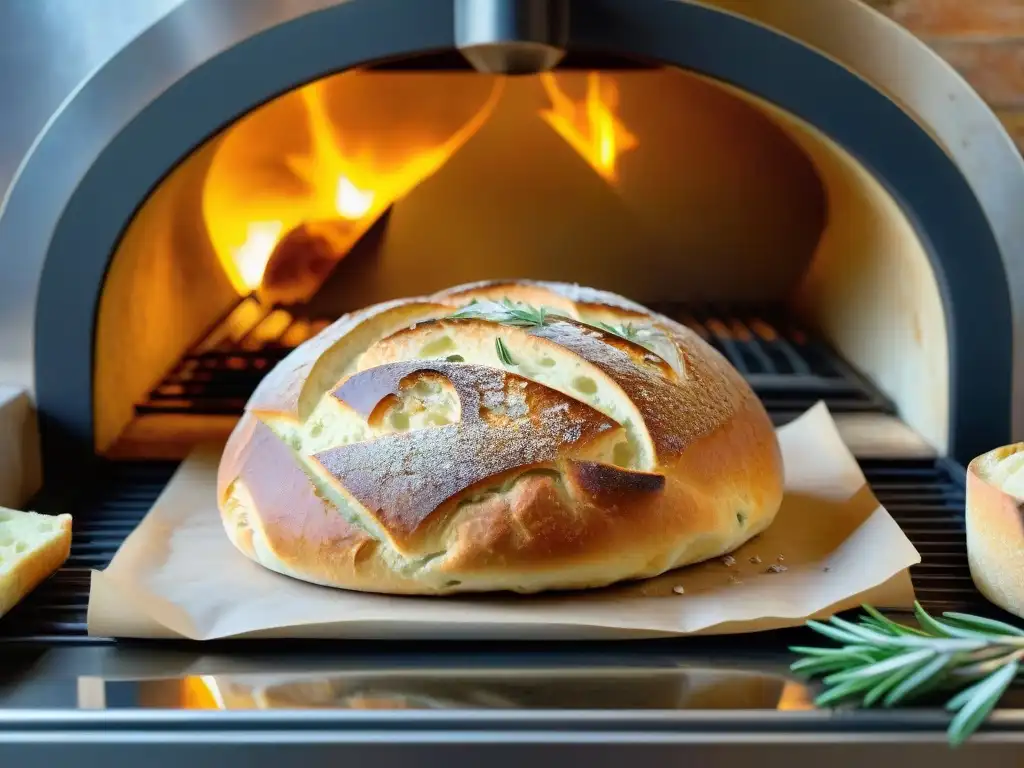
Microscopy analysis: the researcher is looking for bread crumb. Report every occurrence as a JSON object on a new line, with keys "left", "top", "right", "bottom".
{"left": 672, "top": 585, "right": 686, "bottom": 595}
{"left": 765, "top": 564, "right": 788, "bottom": 574}
{"left": 749, "top": 555, "right": 761, "bottom": 564}
{"left": 728, "top": 574, "right": 743, "bottom": 585}
{"left": 721, "top": 555, "right": 736, "bottom": 567}
{"left": 776, "top": 554, "right": 785, "bottom": 563}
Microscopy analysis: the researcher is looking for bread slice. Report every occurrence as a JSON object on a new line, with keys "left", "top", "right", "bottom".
{"left": 966, "top": 444, "right": 1024, "bottom": 618}
{"left": 0, "top": 507, "right": 72, "bottom": 618}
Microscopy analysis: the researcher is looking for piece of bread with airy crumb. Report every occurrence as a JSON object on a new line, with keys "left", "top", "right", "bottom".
{"left": 967, "top": 444, "right": 1024, "bottom": 617}
{"left": 218, "top": 280, "right": 784, "bottom": 595}
{"left": 0, "top": 507, "right": 72, "bottom": 618}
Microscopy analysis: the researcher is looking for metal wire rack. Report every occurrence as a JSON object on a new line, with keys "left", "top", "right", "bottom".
{"left": 136, "top": 300, "right": 894, "bottom": 421}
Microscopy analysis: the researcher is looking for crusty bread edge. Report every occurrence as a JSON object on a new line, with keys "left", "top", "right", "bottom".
{"left": 966, "top": 447, "right": 1024, "bottom": 618}
{"left": 0, "top": 513, "right": 72, "bottom": 618}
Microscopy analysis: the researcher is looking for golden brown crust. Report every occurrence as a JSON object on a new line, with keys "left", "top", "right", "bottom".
{"left": 220, "top": 415, "right": 396, "bottom": 591}
{"left": 967, "top": 444, "right": 1024, "bottom": 618}
{"left": 247, "top": 298, "right": 450, "bottom": 420}
{"left": 530, "top": 318, "right": 734, "bottom": 459}
{"left": 218, "top": 280, "right": 784, "bottom": 594}
{"left": 314, "top": 361, "right": 621, "bottom": 549}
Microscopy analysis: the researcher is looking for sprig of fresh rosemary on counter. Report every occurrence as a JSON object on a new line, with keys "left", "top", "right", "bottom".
{"left": 791, "top": 602, "right": 1024, "bottom": 746}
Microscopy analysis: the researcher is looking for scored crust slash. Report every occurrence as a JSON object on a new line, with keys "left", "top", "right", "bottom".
{"left": 216, "top": 280, "right": 785, "bottom": 595}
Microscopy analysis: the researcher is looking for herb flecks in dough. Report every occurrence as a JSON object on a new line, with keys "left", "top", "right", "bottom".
{"left": 495, "top": 337, "right": 517, "bottom": 367}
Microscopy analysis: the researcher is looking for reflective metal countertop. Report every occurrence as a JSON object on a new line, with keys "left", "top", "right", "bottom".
{"left": 3, "top": 638, "right": 1024, "bottom": 766}
{"left": 5, "top": 634, "right": 1024, "bottom": 714}
{"left": 2, "top": 640, "right": 813, "bottom": 711}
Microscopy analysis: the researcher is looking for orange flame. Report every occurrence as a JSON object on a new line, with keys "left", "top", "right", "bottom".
{"left": 181, "top": 677, "right": 225, "bottom": 709}
{"left": 539, "top": 72, "right": 638, "bottom": 184}
{"left": 211, "top": 76, "right": 504, "bottom": 295}
{"left": 776, "top": 681, "right": 816, "bottom": 711}
{"left": 232, "top": 221, "right": 284, "bottom": 292}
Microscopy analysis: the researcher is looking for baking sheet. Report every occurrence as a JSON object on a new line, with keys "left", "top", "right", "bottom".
{"left": 87, "top": 402, "right": 920, "bottom": 640}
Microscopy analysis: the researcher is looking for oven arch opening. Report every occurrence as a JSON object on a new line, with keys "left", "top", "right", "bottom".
{"left": 22, "top": 0, "right": 1012, "bottom": 480}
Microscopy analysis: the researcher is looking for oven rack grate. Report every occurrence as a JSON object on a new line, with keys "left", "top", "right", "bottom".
{"left": 0, "top": 456, "right": 985, "bottom": 645}
{"left": 136, "top": 301, "right": 894, "bottom": 421}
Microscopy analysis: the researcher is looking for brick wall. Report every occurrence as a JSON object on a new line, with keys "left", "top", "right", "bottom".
{"left": 864, "top": 0, "right": 1024, "bottom": 155}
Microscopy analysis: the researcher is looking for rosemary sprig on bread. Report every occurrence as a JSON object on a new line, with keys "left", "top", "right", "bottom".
{"left": 448, "top": 298, "right": 549, "bottom": 328}
{"left": 447, "top": 297, "right": 671, "bottom": 357}
{"left": 594, "top": 320, "right": 641, "bottom": 342}
{"left": 792, "top": 602, "right": 1024, "bottom": 746}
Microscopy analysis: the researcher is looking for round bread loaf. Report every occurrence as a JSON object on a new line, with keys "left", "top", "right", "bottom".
{"left": 966, "top": 444, "right": 1024, "bottom": 618}
{"left": 217, "top": 280, "right": 784, "bottom": 594}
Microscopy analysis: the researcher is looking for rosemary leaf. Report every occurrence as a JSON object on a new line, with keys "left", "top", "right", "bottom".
{"left": 948, "top": 660, "right": 1018, "bottom": 747}
{"left": 858, "top": 617, "right": 905, "bottom": 637}
{"left": 946, "top": 671, "right": 1001, "bottom": 712}
{"left": 495, "top": 337, "right": 516, "bottom": 366}
{"left": 863, "top": 657, "right": 932, "bottom": 707}
{"left": 824, "top": 648, "right": 934, "bottom": 683}
{"left": 595, "top": 320, "right": 640, "bottom": 342}
{"left": 862, "top": 605, "right": 930, "bottom": 637}
{"left": 814, "top": 676, "right": 882, "bottom": 707}
{"left": 914, "top": 601, "right": 994, "bottom": 640}
{"left": 789, "top": 645, "right": 881, "bottom": 659}
{"left": 944, "top": 613, "right": 1024, "bottom": 638}
{"left": 882, "top": 653, "right": 952, "bottom": 707}
{"left": 826, "top": 616, "right": 902, "bottom": 645}
{"left": 449, "top": 298, "right": 551, "bottom": 329}
{"left": 860, "top": 605, "right": 896, "bottom": 628}
{"left": 805, "top": 620, "right": 874, "bottom": 646}
{"left": 791, "top": 656, "right": 862, "bottom": 676}
{"left": 953, "top": 649, "right": 1024, "bottom": 679}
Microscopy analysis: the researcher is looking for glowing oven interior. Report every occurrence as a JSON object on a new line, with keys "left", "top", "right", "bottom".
{"left": 94, "top": 61, "right": 946, "bottom": 460}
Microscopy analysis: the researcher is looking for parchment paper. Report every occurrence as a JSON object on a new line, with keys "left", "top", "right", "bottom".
{"left": 87, "top": 403, "right": 921, "bottom": 640}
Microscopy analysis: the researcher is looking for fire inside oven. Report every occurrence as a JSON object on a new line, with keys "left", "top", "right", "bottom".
{"left": 2, "top": 57, "right": 979, "bottom": 642}
{"left": 93, "top": 59, "right": 946, "bottom": 462}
